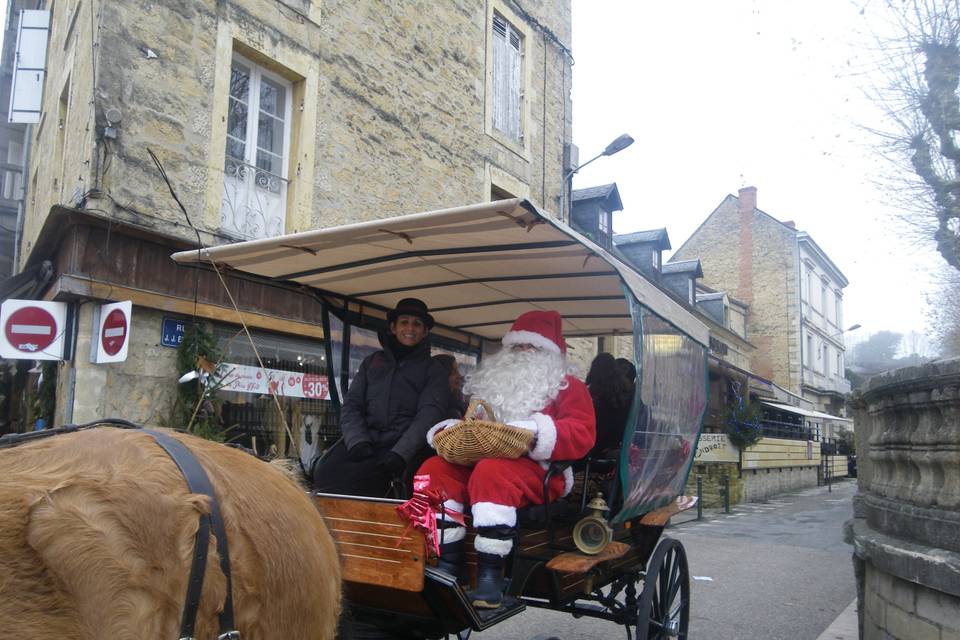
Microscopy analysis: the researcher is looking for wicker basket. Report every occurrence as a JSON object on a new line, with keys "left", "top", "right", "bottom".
{"left": 433, "top": 399, "right": 535, "bottom": 467}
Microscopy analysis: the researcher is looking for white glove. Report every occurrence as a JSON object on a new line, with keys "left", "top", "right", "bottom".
{"left": 426, "top": 418, "right": 461, "bottom": 447}
{"left": 507, "top": 419, "right": 539, "bottom": 434}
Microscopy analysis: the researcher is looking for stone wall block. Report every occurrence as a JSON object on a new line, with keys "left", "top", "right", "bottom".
{"left": 915, "top": 586, "right": 960, "bottom": 630}
{"left": 885, "top": 603, "right": 939, "bottom": 640}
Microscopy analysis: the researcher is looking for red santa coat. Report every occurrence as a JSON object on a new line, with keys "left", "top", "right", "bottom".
{"left": 419, "top": 374, "right": 596, "bottom": 528}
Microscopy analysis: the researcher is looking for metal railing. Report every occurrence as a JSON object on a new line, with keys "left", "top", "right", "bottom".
{"left": 757, "top": 419, "right": 818, "bottom": 441}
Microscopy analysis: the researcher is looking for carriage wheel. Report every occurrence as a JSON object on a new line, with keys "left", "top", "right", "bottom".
{"left": 633, "top": 537, "right": 689, "bottom": 640}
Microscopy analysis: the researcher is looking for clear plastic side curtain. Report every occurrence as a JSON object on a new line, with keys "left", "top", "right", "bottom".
{"left": 321, "top": 306, "right": 345, "bottom": 412}
{"left": 614, "top": 293, "right": 709, "bottom": 524}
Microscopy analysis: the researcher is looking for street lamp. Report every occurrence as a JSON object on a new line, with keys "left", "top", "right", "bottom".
{"left": 829, "top": 323, "right": 861, "bottom": 339}
{"left": 561, "top": 133, "right": 634, "bottom": 223}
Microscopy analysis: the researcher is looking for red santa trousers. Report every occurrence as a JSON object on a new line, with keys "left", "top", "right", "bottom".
{"left": 419, "top": 455, "right": 566, "bottom": 528}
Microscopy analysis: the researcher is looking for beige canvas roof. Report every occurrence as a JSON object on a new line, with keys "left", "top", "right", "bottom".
{"left": 172, "top": 199, "right": 709, "bottom": 346}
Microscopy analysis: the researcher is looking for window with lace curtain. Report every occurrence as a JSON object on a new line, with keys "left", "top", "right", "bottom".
{"left": 491, "top": 12, "right": 523, "bottom": 143}
{"left": 220, "top": 54, "right": 292, "bottom": 240}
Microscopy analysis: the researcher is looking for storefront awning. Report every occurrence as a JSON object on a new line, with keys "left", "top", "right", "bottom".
{"left": 760, "top": 400, "right": 851, "bottom": 423}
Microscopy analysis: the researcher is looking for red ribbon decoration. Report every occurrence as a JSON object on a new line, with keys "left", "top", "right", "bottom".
{"left": 395, "top": 474, "right": 465, "bottom": 558}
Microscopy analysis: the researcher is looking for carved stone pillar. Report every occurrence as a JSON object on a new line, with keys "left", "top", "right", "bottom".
{"left": 847, "top": 358, "right": 960, "bottom": 640}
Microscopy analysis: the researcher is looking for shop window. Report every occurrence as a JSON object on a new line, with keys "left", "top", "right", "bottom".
{"left": 213, "top": 326, "right": 335, "bottom": 469}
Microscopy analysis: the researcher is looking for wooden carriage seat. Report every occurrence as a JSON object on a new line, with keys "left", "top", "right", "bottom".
{"left": 314, "top": 495, "right": 425, "bottom": 592}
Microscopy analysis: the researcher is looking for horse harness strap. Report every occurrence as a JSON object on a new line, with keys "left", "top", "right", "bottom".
{"left": 142, "top": 429, "right": 239, "bottom": 640}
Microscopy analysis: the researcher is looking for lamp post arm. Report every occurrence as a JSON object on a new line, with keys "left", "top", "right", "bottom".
{"left": 561, "top": 151, "right": 604, "bottom": 223}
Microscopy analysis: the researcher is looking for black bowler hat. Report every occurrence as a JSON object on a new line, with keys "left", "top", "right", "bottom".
{"left": 387, "top": 298, "right": 435, "bottom": 329}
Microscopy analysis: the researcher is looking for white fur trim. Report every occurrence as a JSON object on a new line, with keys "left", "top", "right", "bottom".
{"left": 474, "top": 536, "right": 514, "bottom": 557}
{"left": 443, "top": 499, "right": 464, "bottom": 514}
{"left": 426, "top": 419, "right": 460, "bottom": 446}
{"left": 528, "top": 413, "right": 557, "bottom": 461}
{"left": 471, "top": 501, "right": 517, "bottom": 527}
{"left": 562, "top": 466, "right": 575, "bottom": 497}
{"left": 506, "top": 419, "right": 538, "bottom": 433}
{"left": 439, "top": 526, "right": 466, "bottom": 544}
{"left": 501, "top": 330, "right": 561, "bottom": 354}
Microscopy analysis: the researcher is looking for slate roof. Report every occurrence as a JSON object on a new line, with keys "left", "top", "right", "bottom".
{"left": 572, "top": 183, "right": 623, "bottom": 212}
{"left": 661, "top": 259, "right": 703, "bottom": 278}
{"left": 613, "top": 228, "right": 671, "bottom": 250}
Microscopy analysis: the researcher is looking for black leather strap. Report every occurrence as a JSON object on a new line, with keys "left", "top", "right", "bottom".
{"left": 143, "top": 429, "right": 237, "bottom": 639}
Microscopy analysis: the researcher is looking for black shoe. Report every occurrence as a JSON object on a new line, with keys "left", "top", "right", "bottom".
{"left": 469, "top": 552, "right": 505, "bottom": 609}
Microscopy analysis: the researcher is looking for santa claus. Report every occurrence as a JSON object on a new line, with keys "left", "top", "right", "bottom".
{"left": 418, "top": 310, "right": 596, "bottom": 609}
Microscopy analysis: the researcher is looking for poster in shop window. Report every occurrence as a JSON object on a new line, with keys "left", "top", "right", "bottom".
{"left": 218, "top": 362, "right": 330, "bottom": 400}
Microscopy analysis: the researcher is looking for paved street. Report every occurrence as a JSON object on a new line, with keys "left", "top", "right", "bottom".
{"left": 476, "top": 479, "right": 857, "bottom": 639}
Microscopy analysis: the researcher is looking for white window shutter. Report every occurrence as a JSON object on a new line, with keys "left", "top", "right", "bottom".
{"left": 491, "top": 14, "right": 522, "bottom": 143}
{"left": 8, "top": 10, "right": 50, "bottom": 124}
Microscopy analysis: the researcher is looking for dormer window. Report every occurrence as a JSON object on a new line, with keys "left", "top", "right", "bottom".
{"left": 652, "top": 251, "right": 660, "bottom": 270}
{"left": 688, "top": 278, "right": 695, "bottom": 304}
{"left": 598, "top": 211, "right": 610, "bottom": 235}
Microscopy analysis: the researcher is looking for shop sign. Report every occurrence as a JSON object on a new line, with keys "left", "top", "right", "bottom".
{"left": 0, "top": 299, "right": 67, "bottom": 360}
{"left": 219, "top": 362, "right": 330, "bottom": 400}
{"left": 694, "top": 433, "right": 738, "bottom": 463}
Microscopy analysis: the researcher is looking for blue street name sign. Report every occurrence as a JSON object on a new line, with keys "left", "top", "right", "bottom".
{"left": 161, "top": 316, "right": 186, "bottom": 348}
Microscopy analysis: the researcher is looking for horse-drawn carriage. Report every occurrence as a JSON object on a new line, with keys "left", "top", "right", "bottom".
{"left": 170, "top": 199, "right": 710, "bottom": 640}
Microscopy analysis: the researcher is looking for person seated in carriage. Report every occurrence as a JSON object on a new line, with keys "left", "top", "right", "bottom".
{"left": 313, "top": 298, "right": 449, "bottom": 497}
{"left": 585, "top": 352, "right": 635, "bottom": 459}
{"left": 418, "top": 310, "right": 596, "bottom": 609}
{"left": 432, "top": 353, "right": 469, "bottom": 419}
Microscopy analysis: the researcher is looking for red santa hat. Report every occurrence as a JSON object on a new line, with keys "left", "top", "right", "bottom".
{"left": 500, "top": 310, "right": 566, "bottom": 354}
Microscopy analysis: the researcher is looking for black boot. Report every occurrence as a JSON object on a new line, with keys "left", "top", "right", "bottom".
{"left": 436, "top": 538, "right": 466, "bottom": 581}
{"left": 470, "top": 552, "right": 506, "bottom": 609}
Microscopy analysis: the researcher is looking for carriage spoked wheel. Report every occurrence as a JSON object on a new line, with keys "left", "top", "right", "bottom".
{"left": 633, "top": 537, "right": 690, "bottom": 640}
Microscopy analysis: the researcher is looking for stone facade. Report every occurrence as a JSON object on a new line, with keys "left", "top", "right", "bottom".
{"left": 798, "top": 234, "right": 852, "bottom": 416}
{"left": 848, "top": 358, "right": 960, "bottom": 640}
{"left": 62, "top": 305, "right": 180, "bottom": 426}
{"left": 672, "top": 187, "right": 851, "bottom": 417}
{"left": 14, "top": 0, "right": 573, "bottom": 428}
{"left": 672, "top": 187, "right": 801, "bottom": 392}
{"left": 25, "top": 0, "right": 572, "bottom": 253}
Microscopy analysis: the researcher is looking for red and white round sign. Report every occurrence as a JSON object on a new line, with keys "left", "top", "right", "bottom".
{"left": 4, "top": 306, "right": 57, "bottom": 354}
{"left": 100, "top": 308, "right": 128, "bottom": 356}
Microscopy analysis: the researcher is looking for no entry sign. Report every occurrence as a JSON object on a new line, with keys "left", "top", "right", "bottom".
{"left": 101, "top": 309, "right": 127, "bottom": 356}
{"left": 92, "top": 301, "right": 132, "bottom": 363}
{"left": 0, "top": 300, "right": 68, "bottom": 360}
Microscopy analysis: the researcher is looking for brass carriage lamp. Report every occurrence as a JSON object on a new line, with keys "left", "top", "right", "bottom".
{"left": 573, "top": 493, "right": 614, "bottom": 555}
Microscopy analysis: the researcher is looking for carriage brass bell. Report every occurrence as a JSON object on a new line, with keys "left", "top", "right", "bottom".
{"left": 573, "top": 493, "right": 614, "bottom": 555}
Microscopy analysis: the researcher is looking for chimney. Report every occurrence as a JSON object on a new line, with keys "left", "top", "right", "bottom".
{"left": 782, "top": 220, "right": 796, "bottom": 229}
{"left": 738, "top": 186, "right": 757, "bottom": 213}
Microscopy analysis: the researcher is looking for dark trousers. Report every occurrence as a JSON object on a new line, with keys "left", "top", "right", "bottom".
{"left": 312, "top": 440, "right": 395, "bottom": 498}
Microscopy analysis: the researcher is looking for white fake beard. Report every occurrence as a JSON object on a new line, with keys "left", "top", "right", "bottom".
{"left": 464, "top": 347, "right": 569, "bottom": 422}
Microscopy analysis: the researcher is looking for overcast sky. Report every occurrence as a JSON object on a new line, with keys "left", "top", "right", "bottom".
{"left": 570, "top": 0, "right": 945, "bottom": 347}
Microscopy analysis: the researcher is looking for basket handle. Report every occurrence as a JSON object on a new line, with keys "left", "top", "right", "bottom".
{"left": 465, "top": 398, "right": 497, "bottom": 423}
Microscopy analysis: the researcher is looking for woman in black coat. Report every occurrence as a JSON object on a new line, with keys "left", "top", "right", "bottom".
{"left": 313, "top": 299, "right": 449, "bottom": 497}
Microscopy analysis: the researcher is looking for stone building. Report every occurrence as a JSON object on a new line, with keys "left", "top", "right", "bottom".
{"left": 0, "top": 0, "right": 573, "bottom": 446}
{"left": 671, "top": 186, "right": 852, "bottom": 424}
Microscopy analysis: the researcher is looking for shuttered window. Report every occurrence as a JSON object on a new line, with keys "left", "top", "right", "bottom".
{"left": 8, "top": 10, "right": 50, "bottom": 124}
{"left": 492, "top": 13, "right": 523, "bottom": 143}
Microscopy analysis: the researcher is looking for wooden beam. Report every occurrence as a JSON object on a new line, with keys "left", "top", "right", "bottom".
{"left": 49, "top": 275, "right": 325, "bottom": 339}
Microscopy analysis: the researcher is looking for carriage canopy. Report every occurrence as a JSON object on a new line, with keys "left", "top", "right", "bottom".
{"left": 172, "top": 199, "right": 709, "bottom": 519}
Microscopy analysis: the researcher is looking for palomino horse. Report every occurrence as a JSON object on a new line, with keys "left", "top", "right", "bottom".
{"left": 0, "top": 426, "right": 341, "bottom": 639}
